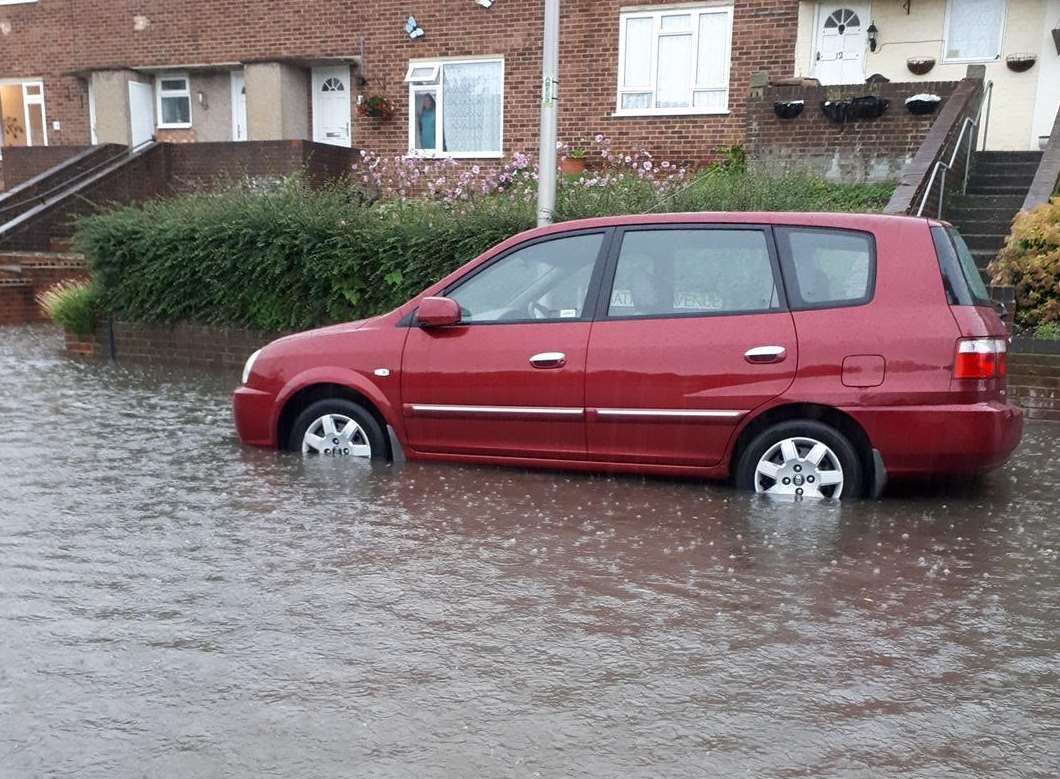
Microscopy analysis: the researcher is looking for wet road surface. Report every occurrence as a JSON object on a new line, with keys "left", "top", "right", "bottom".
{"left": 1, "top": 325, "right": 1058, "bottom": 778}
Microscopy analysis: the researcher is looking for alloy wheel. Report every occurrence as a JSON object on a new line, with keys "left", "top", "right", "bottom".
{"left": 754, "top": 436, "right": 844, "bottom": 498}
{"left": 301, "top": 413, "right": 372, "bottom": 458}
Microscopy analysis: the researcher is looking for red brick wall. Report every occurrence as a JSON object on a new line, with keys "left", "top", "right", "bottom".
{"left": 86, "top": 320, "right": 285, "bottom": 369}
{"left": 0, "top": 0, "right": 799, "bottom": 168}
{"left": 0, "top": 281, "right": 35, "bottom": 325}
{"left": 0, "top": 145, "right": 94, "bottom": 189}
{"left": 746, "top": 81, "right": 960, "bottom": 182}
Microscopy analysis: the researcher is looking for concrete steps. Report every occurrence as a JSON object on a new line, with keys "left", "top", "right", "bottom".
{"left": 945, "top": 151, "right": 1042, "bottom": 279}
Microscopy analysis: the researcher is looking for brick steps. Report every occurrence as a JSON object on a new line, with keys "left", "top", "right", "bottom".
{"left": 0, "top": 250, "right": 89, "bottom": 326}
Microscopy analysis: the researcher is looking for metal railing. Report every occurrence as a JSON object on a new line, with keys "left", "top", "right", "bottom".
{"left": 916, "top": 80, "right": 993, "bottom": 219}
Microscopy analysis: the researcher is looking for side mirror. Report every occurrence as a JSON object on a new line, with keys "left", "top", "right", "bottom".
{"left": 416, "top": 296, "right": 462, "bottom": 327}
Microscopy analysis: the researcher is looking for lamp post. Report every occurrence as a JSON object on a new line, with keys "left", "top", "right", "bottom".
{"left": 536, "top": 0, "right": 560, "bottom": 226}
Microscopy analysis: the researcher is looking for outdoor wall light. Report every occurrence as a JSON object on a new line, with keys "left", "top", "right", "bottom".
{"left": 476, "top": 0, "right": 494, "bottom": 7}
{"left": 197, "top": 91, "right": 208, "bottom": 109}
{"left": 867, "top": 23, "right": 879, "bottom": 52}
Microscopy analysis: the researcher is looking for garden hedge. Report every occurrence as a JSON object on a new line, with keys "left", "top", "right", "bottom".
{"left": 75, "top": 171, "right": 894, "bottom": 331}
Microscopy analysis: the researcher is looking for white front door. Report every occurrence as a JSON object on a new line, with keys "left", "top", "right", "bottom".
{"left": 1032, "top": 0, "right": 1060, "bottom": 148}
{"left": 128, "top": 80, "right": 155, "bottom": 148}
{"left": 311, "top": 65, "right": 352, "bottom": 147}
{"left": 231, "top": 71, "right": 247, "bottom": 142}
{"left": 813, "top": 4, "right": 869, "bottom": 85}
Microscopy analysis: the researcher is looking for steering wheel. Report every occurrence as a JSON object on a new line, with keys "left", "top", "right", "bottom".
{"left": 530, "top": 300, "right": 552, "bottom": 319}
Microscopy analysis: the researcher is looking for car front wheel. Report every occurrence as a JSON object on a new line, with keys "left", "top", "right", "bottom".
{"left": 288, "top": 399, "right": 387, "bottom": 460}
{"left": 735, "top": 420, "right": 864, "bottom": 499}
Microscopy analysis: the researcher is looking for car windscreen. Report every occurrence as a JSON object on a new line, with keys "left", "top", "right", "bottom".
{"left": 931, "top": 225, "right": 992, "bottom": 307}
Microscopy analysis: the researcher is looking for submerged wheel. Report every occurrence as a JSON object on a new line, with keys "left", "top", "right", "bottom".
{"left": 735, "top": 420, "right": 864, "bottom": 499}
{"left": 288, "top": 399, "right": 386, "bottom": 460}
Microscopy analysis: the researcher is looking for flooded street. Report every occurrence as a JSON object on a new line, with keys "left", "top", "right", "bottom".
{"left": 1, "top": 325, "right": 1057, "bottom": 778}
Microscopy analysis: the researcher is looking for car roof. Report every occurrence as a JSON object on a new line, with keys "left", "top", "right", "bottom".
{"left": 525, "top": 211, "right": 942, "bottom": 239}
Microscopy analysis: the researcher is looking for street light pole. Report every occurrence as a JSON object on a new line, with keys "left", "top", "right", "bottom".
{"left": 536, "top": 0, "right": 560, "bottom": 227}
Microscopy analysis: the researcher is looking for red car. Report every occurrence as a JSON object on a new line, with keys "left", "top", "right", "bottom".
{"left": 233, "top": 212, "right": 1022, "bottom": 498}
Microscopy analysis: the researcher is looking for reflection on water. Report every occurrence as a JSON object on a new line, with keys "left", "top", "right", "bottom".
{"left": 1, "top": 325, "right": 1057, "bottom": 777}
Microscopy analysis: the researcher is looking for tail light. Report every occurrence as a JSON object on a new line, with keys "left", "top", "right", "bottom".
{"left": 953, "top": 337, "right": 1007, "bottom": 380}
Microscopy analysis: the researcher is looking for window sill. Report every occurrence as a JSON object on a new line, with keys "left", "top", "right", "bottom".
{"left": 405, "top": 151, "right": 504, "bottom": 160}
{"left": 157, "top": 123, "right": 193, "bottom": 130}
{"left": 940, "top": 56, "right": 1001, "bottom": 65}
{"left": 610, "top": 109, "right": 730, "bottom": 118}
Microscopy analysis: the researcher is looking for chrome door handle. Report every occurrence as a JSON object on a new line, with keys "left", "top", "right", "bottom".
{"left": 529, "top": 352, "right": 566, "bottom": 369}
{"left": 744, "top": 346, "right": 786, "bottom": 364}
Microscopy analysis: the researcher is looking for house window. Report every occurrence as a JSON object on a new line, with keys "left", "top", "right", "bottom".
{"left": 0, "top": 80, "right": 48, "bottom": 148}
{"left": 944, "top": 0, "right": 1007, "bottom": 62}
{"left": 405, "top": 58, "right": 503, "bottom": 158}
{"left": 616, "top": 5, "right": 734, "bottom": 116}
{"left": 156, "top": 73, "right": 192, "bottom": 128}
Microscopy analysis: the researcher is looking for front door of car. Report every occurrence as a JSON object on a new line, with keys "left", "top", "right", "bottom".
{"left": 585, "top": 225, "right": 798, "bottom": 467}
{"left": 401, "top": 230, "right": 609, "bottom": 459}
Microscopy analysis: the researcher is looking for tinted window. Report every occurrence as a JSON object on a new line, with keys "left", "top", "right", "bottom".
{"left": 776, "top": 227, "right": 874, "bottom": 309}
{"left": 448, "top": 233, "right": 603, "bottom": 323}
{"left": 607, "top": 229, "right": 779, "bottom": 318}
{"left": 931, "top": 226, "right": 991, "bottom": 306}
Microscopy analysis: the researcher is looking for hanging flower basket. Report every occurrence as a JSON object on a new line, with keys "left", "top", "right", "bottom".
{"left": 357, "top": 95, "right": 396, "bottom": 121}
{"left": 821, "top": 96, "right": 889, "bottom": 124}
{"left": 773, "top": 100, "right": 805, "bottom": 119}
{"left": 906, "top": 57, "right": 936, "bottom": 76}
{"left": 905, "top": 93, "right": 943, "bottom": 115}
{"left": 1006, "top": 53, "right": 1037, "bottom": 73}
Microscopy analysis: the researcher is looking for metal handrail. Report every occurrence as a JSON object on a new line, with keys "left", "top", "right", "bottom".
{"left": 916, "top": 80, "right": 993, "bottom": 219}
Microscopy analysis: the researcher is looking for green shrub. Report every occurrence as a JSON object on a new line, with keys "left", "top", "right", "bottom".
{"left": 75, "top": 172, "right": 894, "bottom": 331}
{"left": 36, "top": 279, "right": 100, "bottom": 337}
{"left": 1033, "top": 321, "right": 1060, "bottom": 340}
{"left": 989, "top": 198, "right": 1060, "bottom": 331}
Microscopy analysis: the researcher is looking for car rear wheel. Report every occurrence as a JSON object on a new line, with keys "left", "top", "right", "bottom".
{"left": 288, "top": 399, "right": 387, "bottom": 460}
{"left": 735, "top": 420, "right": 864, "bottom": 499}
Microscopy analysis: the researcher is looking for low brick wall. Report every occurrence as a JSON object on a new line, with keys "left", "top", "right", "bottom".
{"left": 0, "top": 281, "right": 35, "bottom": 325}
{"left": 0, "top": 145, "right": 94, "bottom": 190}
{"left": 83, "top": 320, "right": 286, "bottom": 369}
{"left": 1008, "top": 353, "right": 1060, "bottom": 422}
{"left": 746, "top": 79, "right": 959, "bottom": 183}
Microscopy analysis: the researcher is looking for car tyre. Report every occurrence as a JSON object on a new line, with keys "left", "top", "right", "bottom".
{"left": 288, "top": 398, "right": 388, "bottom": 461}
{"left": 735, "top": 419, "right": 864, "bottom": 499}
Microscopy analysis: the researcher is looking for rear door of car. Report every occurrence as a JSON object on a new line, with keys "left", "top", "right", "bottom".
{"left": 584, "top": 224, "right": 798, "bottom": 467}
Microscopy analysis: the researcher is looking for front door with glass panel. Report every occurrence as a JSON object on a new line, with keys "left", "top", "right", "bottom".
{"left": 312, "top": 65, "right": 352, "bottom": 147}
{"left": 0, "top": 81, "right": 48, "bottom": 148}
{"left": 813, "top": 4, "right": 868, "bottom": 85}
{"left": 231, "top": 71, "right": 247, "bottom": 142}
{"left": 401, "top": 231, "right": 608, "bottom": 459}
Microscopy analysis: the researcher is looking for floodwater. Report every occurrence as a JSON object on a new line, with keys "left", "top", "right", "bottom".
{"left": 1, "top": 325, "right": 1057, "bottom": 778}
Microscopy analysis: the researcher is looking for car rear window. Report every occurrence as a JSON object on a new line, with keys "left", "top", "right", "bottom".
{"left": 931, "top": 225, "right": 992, "bottom": 306}
{"left": 774, "top": 227, "right": 875, "bottom": 309}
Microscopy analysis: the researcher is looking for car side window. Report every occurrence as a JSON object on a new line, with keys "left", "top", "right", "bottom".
{"left": 775, "top": 227, "right": 875, "bottom": 309}
{"left": 607, "top": 229, "right": 779, "bottom": 318}
{"left": 448, "top": 233, "right": 604, "bottom": 323}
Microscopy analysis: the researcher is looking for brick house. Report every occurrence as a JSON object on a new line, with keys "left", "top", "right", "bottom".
{"left": 0, "top": 0, "right": 799, "bottom": 187}
{"left": 794, "top": 0, "right": 1060, "bottom": 150}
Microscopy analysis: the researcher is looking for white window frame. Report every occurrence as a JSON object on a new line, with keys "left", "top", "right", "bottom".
{"left": 615, "top": 4, "right": 734, "bottom": 117}
{"left": 0, "top": 1, "right": 39, "bottom": 5}
{"left": 0, "top": 78, "right": 48, "bottom": 147}
{"left": 942, "top": 0, "right": 1007, "bottom": 64}
{"left": 155, "top": 72, "right": 192, "bottom": 129}
{"left": 405, "top": 56, "right": 504, "bottom": 159}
